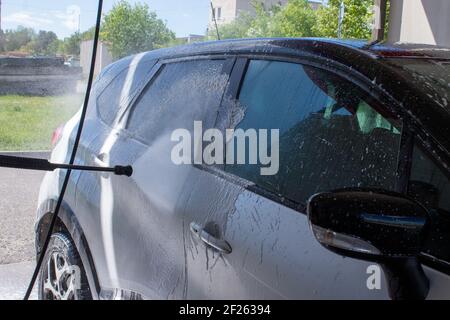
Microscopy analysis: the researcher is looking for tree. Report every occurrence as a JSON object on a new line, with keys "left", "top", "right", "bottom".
{"left": 210, "top": 0, "right": 378, "bottom": 41}
{"left": 26, "top": 30, "right": 59, "bottom": 55}
{"left": 0, "top": 30, "right": 5, "bottom": 52}
{"left": 102, "top": 1, "right": 175, "bottom": 59}
{"left": 0, "top": 27, "right": 63, "bottom": 55}
{"left": 274, "top": 0, "right": 317, "bottom": 37}
{"left": 207, "top": 1, "right": 280, "bottom": 39}
{"left": 208, "top": 12, "right": 254, "bottom": 40}
{"left": 245, "top": 2, "right": 281, "bottom": 37}
{"left": 81, "top": 26, "right": 97, "bottom": 41}
{"left": 63, "top": 32, "right": 82, "bottom": 56}
{"left": 3, "top": 26, "right": 35, "bottom": 52}
{"left": 208, "top": 0, "right": 317, "bottom": 40}
{"left": 313, "top": 0, "right": 374, "bottom": 39}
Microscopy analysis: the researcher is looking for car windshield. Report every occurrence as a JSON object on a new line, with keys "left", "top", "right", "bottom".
{"left": 386, "top": 58, "right": 450, "bottom": 110}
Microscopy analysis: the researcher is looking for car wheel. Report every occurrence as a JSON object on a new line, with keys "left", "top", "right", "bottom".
{"left": 38, "top": 232, "right": 92, "bottom": 300}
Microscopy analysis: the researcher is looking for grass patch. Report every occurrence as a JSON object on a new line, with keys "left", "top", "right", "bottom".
{"left": 0, "top": 95, "right": 83, "bottom": 151}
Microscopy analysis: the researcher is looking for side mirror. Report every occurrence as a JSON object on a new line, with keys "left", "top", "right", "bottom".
{"left": 307, "top": 189, "right": 430, "bottom": 300}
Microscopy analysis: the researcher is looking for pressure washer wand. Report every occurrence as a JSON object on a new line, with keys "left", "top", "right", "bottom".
{"left": 0, "top": 154, "right": 132, "bottom": 176}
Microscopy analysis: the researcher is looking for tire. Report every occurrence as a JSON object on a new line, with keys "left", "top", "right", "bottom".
{"left": 38, "top": 232, "right": 92, "bottom": 300}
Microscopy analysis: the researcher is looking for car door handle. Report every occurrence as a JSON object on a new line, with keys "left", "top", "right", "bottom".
{"left": 190, "top": 222, "right": 232, "bottom": 254}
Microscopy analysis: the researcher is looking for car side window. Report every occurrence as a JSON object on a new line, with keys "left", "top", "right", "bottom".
{"left": 96, "top": 59, "right": 157, "bottom": 126}
{"left": 409, "top": 145, "right": 450, "bottom": 263}
{"left": 224, "top": 60, "right": 403, "bottom": 205}
{"left": 127, "top": 59, "right": 229, "bottom": 144}
{"left": 409, "top": 145, "right": 450, "bottom": 212}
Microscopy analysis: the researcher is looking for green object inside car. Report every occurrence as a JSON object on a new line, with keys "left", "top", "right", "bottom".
{"left": 356, "top": 101, "right": 400, "bottom": 134}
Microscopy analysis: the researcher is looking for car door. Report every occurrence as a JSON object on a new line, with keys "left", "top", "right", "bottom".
{"left": 182, "top": 57, "right": 450, "bottom": 299}
{"left": 407, "top": 143, "right": 450, "bottom": 299}
{"left": 76, "top": 56, "right": 234, "bottom": 299}
{"left": 74, "top": 56, "right": 160, "bottom": 298}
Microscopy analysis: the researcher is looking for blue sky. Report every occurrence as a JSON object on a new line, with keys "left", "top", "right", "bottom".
{"left": 2, "top": 0, "right": 211, "bottom": 38}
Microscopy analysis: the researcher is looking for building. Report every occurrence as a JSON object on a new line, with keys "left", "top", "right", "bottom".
{"left": 388, "top": 0, "right": 450, "bottom": 47}
{"left": 209, "top": 0, "right": 287, "bottom": 27}
{"left": 176, "top": 34, "right": 205, "bottom": 44}
{"left": 80, "top": 40, "right": 113, "bottom": 78}
{"left": 308, "top": 0, "right": 325, "bottom": 11}
{"left": 209, "top": 0, "right": 326, "bottom": 30}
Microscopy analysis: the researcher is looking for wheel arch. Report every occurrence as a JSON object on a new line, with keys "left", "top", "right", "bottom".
{"left": 35, "top": 199, "right": 100, "bottom": 299}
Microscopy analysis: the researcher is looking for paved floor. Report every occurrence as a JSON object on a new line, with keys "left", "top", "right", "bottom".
{"left": 0, "top": 261, "right": 37, "bottom": 300}
{"left": 0, "top": 167, "right": 45, "bottom": 264}
{"left": 0, "top": 162, "right": 46, "bottom": 299}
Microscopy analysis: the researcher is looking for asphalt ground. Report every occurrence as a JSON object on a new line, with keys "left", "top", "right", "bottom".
{"left": 0, "top": 152, "right": 49, "bottom": 299}
{"left": 0, "top": 167, "right": 44, "bottom": 265}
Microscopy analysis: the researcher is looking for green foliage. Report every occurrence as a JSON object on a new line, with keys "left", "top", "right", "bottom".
{"left": 207, "top": 1, "right": 279, "bottom": 39}
{"left": 0, "top": 2, "right": 175, "bottom": 58}
{"left": 209, "top": 0, "right": 317, "bottom": 39}
{"left": 0, "top": 27, "right": 62, "bottom": 56}
{"left": 0, "top": 30, "right": 5, "bottom": 52}
{"left": 102, "top": 1, "right": 175, "bottom": 59}
{"left": 25, "top": 30, "right": 59, "bottom": 56}
{"left": 2, "top": 26, "right": 35, "bottom": 52}
{"left": 0, "top": 95, "right": 83, "bottom": 151}
{"left": 81, "top": 27, "right": 97, "bottom": 41}
{"left": 63, "top": 32, "right": 82, "bottom": 56}
{"left": 273, "top": 0, "right": 317, "bottom": 37}
{"left": 209, "top": 12, "right": 254, "bottom": 39}
{"left": 313, "top": 0, "right": 374, "bottom": 39}
{"left": 245, "top": 2, "right": 281, "bottom": 37}
{"left": 211, "top": 0, "right": 376, "bottom": 41}
{"left": 0, "top": 1, "right": 382, "bottom": 58}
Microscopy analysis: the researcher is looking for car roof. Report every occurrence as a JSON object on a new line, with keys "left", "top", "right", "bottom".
{"left": 107, "top": 38, "right": 450, "bottom": 160}
{"left": 140, "top": 37, "right": 450, "bottom": 61}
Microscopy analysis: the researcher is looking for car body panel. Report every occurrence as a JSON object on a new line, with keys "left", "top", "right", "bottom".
{"left": 183, "top": 166, "right": 390, "bottom": 299}
{"left": 75, "top": 129, "right": 191, "bottom": 298}
{"left": 36, "top": 38, "right": 450, "bottom": 299}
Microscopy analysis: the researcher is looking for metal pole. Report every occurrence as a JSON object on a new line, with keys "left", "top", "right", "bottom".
{"left": 78, "top": 12, "right": 81, "bottom": 34}
{"left": 210, "top": 1, "right": 221, "bottom": 40}
{"left": 337, "top": 1, "right": 345, "bottom": 38}
{"left": 371, "top": 0, "right": 388, "bottom": 43}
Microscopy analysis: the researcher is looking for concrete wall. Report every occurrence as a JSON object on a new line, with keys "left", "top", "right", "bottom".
{"left": 210, "top": 0, "right": 238, "bottom": 27}
{"left": 236, "top": 0, "right": 289, "bottom": 15}
{"left": 80, "top": 40, "right": 113, "bottom": 78}
{"left": 0, "top": 57, "right": 82, "bottom": 96}
{"left": 209, "top": 0, "right": 290, "bottom": 28}
{"left": 388, "top": 0, "right": 450, "bottom": 47}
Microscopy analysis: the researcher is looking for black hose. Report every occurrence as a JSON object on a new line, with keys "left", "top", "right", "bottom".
{"left": 23, "top": 0, "right": 104, "bottom": 300}
{"left": 0, "top": 154, "right": 133, "bottom": 176}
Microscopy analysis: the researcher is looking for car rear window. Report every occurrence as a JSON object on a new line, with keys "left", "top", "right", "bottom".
{"left": 126, "top": 59, "right": 229, "bottom": 144}
{"left": 96, "top": 58, "right": 157, "bottom": 126}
